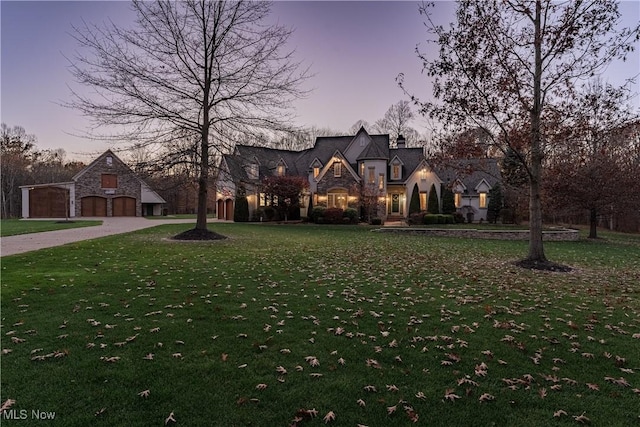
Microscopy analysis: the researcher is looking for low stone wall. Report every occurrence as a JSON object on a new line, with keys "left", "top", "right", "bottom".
{"left": 375, "top": 227, "right": 579, "bottom": 241}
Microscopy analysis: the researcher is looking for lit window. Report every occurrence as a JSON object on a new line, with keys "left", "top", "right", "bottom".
{"left": 327, "top": 192, "right": 347, "bottom": 209}
{"left": 479, "top": 192, "right": 487, "bottom": 208}
{"left": 420, "top": 168, "right": 427, "bottom": 181}
{"left": 360, "top": 162, "right": 365, "bottom": 176}
{"left": 392, "top": 164, "right": 400, "bottom": 180}
{"left": 378, "top": 174, "right": 384, "bottom": 190}
{"left": 313, "top": 167, "right": 320, "bottom": 178}
{"left": 101, "top": 174, "right": 117, "bottom": 188}
{"left": 277, "top": 164, "right": 285, "bottom": 176}
{"left": 368, "top": 167, "right": 375, "bottom": 184}
{"left": 420, "top": 192, "right": 427, "bottom": 211}
{"left": 454, "top": 193, "right": 462, "bottom": 208}
{"left": 334, "top": 162, "right": 342, "bottom": 177}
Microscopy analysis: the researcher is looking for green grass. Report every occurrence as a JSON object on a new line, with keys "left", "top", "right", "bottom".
{"left": 0, "top": 219, "right": 103, "bottom": 237}
{"left": 1, "top": 224, "right": 639, "bottom": 426}
{"left": 145, "top": 214, "right": 217, "bottom": 220}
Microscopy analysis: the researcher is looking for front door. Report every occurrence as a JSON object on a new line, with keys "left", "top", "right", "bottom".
{"left": 389, "top": 193, "right": 404, "bottom": 216}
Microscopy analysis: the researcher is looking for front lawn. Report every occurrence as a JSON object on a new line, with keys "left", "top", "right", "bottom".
{"left": 1, "top": 224, "right": 638, "bottom": 426}
{"left": 0, "top": 219, "right": 103, "bottom": 237}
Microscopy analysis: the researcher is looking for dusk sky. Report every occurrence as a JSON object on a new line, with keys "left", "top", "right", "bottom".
{"left": 1, "top": 1, "right": 638, "bottom": 162}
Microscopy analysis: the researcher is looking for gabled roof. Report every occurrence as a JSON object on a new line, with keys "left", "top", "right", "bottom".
{"left": 70, "top": 149, "right": 165, "bottom": 203}
{"left": 434, "top": 158, "right": 501, "bottom": 193}
{"left": 389, "top": 147, "right": 424, "bottom": 181}
{"left": 234, "top": 145, "right": 307, "bottom": 177}
{"left": 356, "top": 136, "right": 389, "bottom": 160}
{"left": 72, "top": 149, "right": 120, "bottom": 181}
{"left": 314, "top": 150, "right": 361, "bottom": 183}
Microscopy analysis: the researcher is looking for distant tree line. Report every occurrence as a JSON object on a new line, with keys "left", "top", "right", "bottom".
{"left": 1, "top": 123, "right": 85, "bottom": 219}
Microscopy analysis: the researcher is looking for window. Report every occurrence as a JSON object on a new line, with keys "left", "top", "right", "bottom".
{"left": 392, "top": 164, "right": 401, "bottom": 180}
{"left": 420, "top": 192, "right": 427, "bottom": 211}
{"left": 378, "top": 174, "right": 385, "bottom": 190}
{"left": 313, "top": 167, "right": 320, "bottom": 178}
{"left": 360, "top": 162, "right": 365, "bottom": 176}
{"left": 334, "top": 162, "right": 342, "bottom": 177}
{"left": 420, "top": 168, "right": 427, "bottom": 181}
{"left": 106, "top": 156, "right": 113, "bottom": 167}
{"left": 479, "top": 192, "right": 487, "bottom": 208}
{"left": 247, "top": 164, "right": 259, "bottom": 180}
{"left": 454, "top": 193, "right": 462, "bottom": 208}
{"left": 276, "top": 164, "right": 285, "bottom": 176}
{"left": 368, "top": 167, "right": 375, "bottom": 184}
{"left": 327, "top": 192, "right": 348, "bottom": 209}
{"left": 101, "top": 174, "right": 117, "bottom": 188}
{"left": 259, "top": 193, "right": 273, "bottom": 207}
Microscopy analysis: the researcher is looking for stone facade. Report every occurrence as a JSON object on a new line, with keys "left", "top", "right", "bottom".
{"left": 315, "top": 162, "right": 359, "bottom": 209}
{"left": 73, "top": 151, "right": 142, "bottom": 217}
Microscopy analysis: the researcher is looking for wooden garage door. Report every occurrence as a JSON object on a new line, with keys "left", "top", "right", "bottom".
{"left": 29, "top": 187, "right": 69, "bottom": 218}
{"left": 225, "top": 199, "right": 234, "bottom": 221}
{"left": 113, "top": 197, "right": 136, "bottom": 216}
{"left": 217, "top": 199, "right": 225, "bottom": 219}
{"left": 81, "top": 196, "right": 107, "bottom": 217}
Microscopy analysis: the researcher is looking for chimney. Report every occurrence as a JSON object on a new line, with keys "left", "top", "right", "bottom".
{"left": 396, "top": 135, "right": 406, "bottom": 148}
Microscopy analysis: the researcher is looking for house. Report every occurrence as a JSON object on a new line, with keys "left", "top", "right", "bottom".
{"left": 20, "top": 150, "right": 166, "bottom": 218}
{"left": 216, "top": 127, "right": 501, "bottom": 222}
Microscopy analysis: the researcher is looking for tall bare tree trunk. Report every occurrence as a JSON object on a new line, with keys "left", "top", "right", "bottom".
{"left": 527, "top": 0, "right": 547, "bottom": 262}
{"left": 589, "top": 207, "right": 598, "bottom": 238}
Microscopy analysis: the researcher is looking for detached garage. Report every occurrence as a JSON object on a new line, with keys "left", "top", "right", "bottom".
{"left": 21, "top": 150, "right": 165, "bottom": 218}
{"left": 26, "top": 185, "right": 72, "bottom": 218}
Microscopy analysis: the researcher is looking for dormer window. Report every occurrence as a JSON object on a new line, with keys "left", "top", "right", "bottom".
{"left": 392, "top": 164, "right": 401, "bottom": 180}
{"left": 313, "top": 166, "right": 320, "bottom": 178}
{"left": 277, "top": 164, "right": 285, "bottom": 176}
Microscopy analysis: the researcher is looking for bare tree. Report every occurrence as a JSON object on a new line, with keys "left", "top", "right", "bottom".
{"left": 400, "top": 0, "right": 639, "bottom": 269}
{"left": 546, "top": 80, "right": 640, "bottom": 237}
{"left": 349, "top": 120, "right": 371, "bottom": 134}
{"left": 67, "top": 0, "right": 309, "bottom": 237}
{"left": 1, "top": 124, "right": 37, "bottom": 218}
{"left": 374, "top": 100, "right": 418, "bottom": 145}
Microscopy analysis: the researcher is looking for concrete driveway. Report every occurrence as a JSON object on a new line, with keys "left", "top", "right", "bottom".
{"left": 0, "top": 217, "right": 219, "bottom": 257}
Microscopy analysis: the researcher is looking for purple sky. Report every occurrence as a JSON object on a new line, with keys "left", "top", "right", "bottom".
{"left": 1, "top": 1, "right": 638, "bottom": 162}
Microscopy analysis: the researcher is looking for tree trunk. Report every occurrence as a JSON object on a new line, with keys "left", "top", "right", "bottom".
{"left": 526, "top": 0, "right": 547, "bottom": 263}
{"left": 589, "top": 207, "right": 598, "bottom": 238}
{"left": 196, "top": 129, "right": 209, "bottom": 231}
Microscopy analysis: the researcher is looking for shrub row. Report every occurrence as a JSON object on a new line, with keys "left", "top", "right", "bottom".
{"left": 423, "top": 214, "right": 455, "bottom": 224}
{"left": 408, "top": 212, "right": 457, "bottom": 225}
{"left": 310, "top": 206, "right": 359, "bottom": 224}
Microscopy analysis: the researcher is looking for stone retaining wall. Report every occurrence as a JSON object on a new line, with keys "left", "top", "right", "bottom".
{"left": 375, "top": 227, "right": 579, "bottom": 241}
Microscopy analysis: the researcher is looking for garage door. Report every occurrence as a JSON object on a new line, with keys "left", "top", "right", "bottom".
{"left": 29, "top": 187, "right": 69, "bottom": 218}
{"left": 113, "top": 197, "right": 136, "bottom": 216}
{"left": 81, "top": 196, "right": 107, "bottom": 217}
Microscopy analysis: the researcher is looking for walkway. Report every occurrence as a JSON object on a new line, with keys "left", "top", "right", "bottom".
{"left": 0, "top": 217, "right": 220, "bottom": 257}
